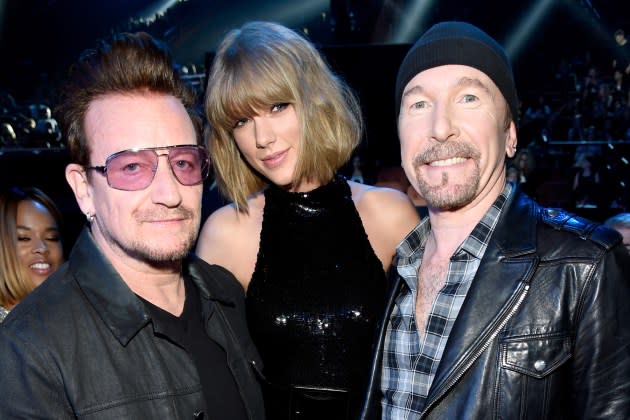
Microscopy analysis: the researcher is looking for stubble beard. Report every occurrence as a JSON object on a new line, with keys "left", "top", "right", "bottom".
{"left": 95, "top": 207, "right": 199, "bottom": 266}
{"left": 125, "top": 228, "right": 197, "bottom": 263}
{"left": 412, "top": 142, "right": 481, "bottom": 211}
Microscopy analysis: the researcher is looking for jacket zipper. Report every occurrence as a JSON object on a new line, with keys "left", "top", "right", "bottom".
{"left": 419, "top": 282, "right": 531, "bottom": 418}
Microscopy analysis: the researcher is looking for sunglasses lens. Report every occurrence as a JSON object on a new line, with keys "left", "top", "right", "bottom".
{"left": 169, "top": 146, "right": 209, "bottom": 186}
{"left": 106, "top": 150, "right": 157, "bottom": 191}
{"left": 100, "top": 146, "right": 208, "bottom": 191}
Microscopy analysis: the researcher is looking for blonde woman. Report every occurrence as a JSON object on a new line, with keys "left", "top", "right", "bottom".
{"left": 196, "top": 21, "right": 419, "bottom": 419}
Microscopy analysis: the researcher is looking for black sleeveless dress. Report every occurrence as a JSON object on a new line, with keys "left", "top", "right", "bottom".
{"left": 246, "top": 175, "right": 387, "bottom": 420}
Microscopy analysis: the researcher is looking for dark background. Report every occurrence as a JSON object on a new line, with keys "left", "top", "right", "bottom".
{"left": 2, "top": 0, "right": 629, "bottom": 155}
{"left": 2, "top": 1, "right": 628, "bottom": 95}
{"left": 1, "top": 0, "right": 629, "bottom": 245}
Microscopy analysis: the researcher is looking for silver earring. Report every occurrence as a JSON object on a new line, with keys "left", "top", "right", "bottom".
{"left": 85, "top": 212, "right": 95, "bottom": 223}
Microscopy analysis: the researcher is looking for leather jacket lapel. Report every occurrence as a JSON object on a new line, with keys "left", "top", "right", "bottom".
{"left": 427, "top": 187, "right": 540, "bottom": 404}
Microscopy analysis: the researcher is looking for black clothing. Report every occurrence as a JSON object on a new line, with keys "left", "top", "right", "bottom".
{"left": 573, "top": 169, "right": 600, "bottom": 206}
{"left": 138, "top": 275, "right": 248, "bottom": 420}
{"left": 247, "top": 175, "right": 387, "bottom": 419}
{"left": 360, "top": 186, "right": 630, "bottom": 419}
{"left": 0, "top": 228, "right": 265, "bottom": 419}
{"left": 613, "top": 43, "right": 630, "bottom": 75}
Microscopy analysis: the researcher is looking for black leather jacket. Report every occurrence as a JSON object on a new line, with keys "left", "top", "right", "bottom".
{"left": 0, "top": 228, "right": 265, "bottom": 419}
{"left": 360, "top": 186, "right": 630, "bottom": 419}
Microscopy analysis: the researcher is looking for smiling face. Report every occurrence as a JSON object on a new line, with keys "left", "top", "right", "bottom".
{"left": 398, "top": 64, "right": 517, "bottom": 212}
{"left": 16, "top": 199, "right": 64, "bottom": 287}
{"left": 69, "top": 93, "right": 202, "bottom": 268}
{"left": 232, "top": 102, "right": 311, "bottom": 191}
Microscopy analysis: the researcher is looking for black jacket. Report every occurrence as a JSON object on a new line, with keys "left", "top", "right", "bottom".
{"left": 360, "top": 186, "right": 630, "bottom": 419}
{"left": 0, "top": 227, "right": 265, "bottom": 419}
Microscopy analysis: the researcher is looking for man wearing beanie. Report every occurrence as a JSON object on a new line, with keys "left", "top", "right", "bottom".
{"left": 360, "top": 21, "right": 630, "bottom": 419}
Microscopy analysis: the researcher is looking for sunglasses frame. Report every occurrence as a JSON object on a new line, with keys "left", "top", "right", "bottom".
{"left": 85, "top": 144, "right": 209, "bottom": 191}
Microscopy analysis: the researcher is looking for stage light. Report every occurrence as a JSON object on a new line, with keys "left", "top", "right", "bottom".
{"left": 139, "top": 0, "right": 179, "bottom": 23}
{"left": 565, "top": 0, "right": 611, "bottom": 51}
{"left": 269, "top": 0, "right": 328, "bottom": 23}
{"left": 504, "top": 0, "right": 555, "bottom": 61}
{"left": 390, "top": 0, "right": 436, "bottom": 44}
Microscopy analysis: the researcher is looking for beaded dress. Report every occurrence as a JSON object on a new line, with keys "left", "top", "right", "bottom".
{"left": 0, "top": 305, "right": 9, "bottom": 323}
{"left": 246, "top": 175, "right": 387, "bottom": 419}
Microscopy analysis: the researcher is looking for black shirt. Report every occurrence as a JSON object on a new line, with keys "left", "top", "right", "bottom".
{"left": 613, "top": 43, "right": 630, "bottom": 75}
{"left": 139, "top": 276, "right": 248, "bottom": 420}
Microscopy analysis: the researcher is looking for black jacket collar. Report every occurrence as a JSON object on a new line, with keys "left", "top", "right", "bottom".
{"left": 68, "top": 227, "right": 236, "bottom": 346}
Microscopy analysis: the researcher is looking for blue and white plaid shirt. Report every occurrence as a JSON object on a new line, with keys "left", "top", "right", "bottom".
{"left": 381, "top": 183, "right": 511, "bottom": 419}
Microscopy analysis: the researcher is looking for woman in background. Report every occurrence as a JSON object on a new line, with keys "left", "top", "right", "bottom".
{"left": 0, "top": 187, "right": 64, "bottom": 322}
{"left": 196, "top": 21, "right": 419, "bottom": 419}
{"left": 572, "top": 153, "right": 601, "bottom": 208}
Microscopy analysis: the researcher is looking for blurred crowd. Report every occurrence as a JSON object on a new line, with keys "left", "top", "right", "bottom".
{"left": 0, "top": 93, "right": 63, "bottom": 150}
{"left": 519, "top": 51, "right": 630, "bottom": 144}
{"left": 2, "top": 27, "right": 629, "bottom": 217}
{"left": 507, "top": 33, "right": 630, "bottom": 215}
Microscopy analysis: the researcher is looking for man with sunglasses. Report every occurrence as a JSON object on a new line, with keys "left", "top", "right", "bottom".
{"left": 0, "top": 32, "right": 264, "bottom": 419}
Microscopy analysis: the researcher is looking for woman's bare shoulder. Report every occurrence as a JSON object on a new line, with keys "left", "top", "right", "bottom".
{"left": 199, "top": 192, "right": 265, "bottom": 237}
{"left": 348, "top": 181, "right": 420, "bottom": 267}
{"left": 195, "top": 192, "right": 265, "bottom": 287}
{"left": 349, "top": 181, "right": 418, "bottom": 217}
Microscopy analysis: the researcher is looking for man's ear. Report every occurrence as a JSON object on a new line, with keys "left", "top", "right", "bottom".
{"left": 65, "top": 163, "right": 94, "bottom": 216}
{"left": 505, "top": 121, "right": 518, "bottom": 158}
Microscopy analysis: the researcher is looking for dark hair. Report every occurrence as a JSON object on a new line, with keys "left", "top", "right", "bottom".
{"left": 0, "top": 187, "right": 64, "bottom": 307}
{"left": 56, "top": 32, "right": 202, "bottom": 167}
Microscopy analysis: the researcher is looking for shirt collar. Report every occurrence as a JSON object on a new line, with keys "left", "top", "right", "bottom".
{"left": 396, "top": 182, "right": 513, "bottom": 286}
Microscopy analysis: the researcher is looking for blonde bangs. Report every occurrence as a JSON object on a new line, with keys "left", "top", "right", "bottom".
{"left": 204, "top": 22, "right": 363, "bottom": 209}
{"left": 206, "top": 38, "right": 301, "bottom": 210}
{"left": 207, "top": 52, "right": 297, "bottom": 133}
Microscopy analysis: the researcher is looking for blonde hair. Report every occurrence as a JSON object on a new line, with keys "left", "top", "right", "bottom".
{"left": 205, "top": 21, "right": 363, "bottom": 210}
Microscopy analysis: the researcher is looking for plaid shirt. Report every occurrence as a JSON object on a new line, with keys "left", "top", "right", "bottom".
{"left": 381, "top": 183, "right": 511, "bottom": 419}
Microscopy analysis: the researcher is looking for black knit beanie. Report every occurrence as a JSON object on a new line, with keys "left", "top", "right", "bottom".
{"left": 395, "top": 21, "right": 518, "bottom": 122}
